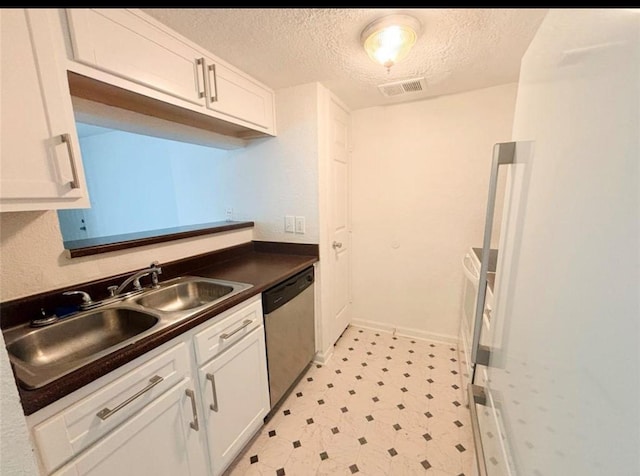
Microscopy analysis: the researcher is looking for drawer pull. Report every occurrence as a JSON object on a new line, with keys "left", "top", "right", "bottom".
{"left": 96, "top": 375, "right": 163, "bottom": 420}
{"left": 185, "top": 388, "right": 199, "bottom": 431}
{"left": 220, "top": 319, "right": 252, "bottom": 340}
{"left": 206, "top": 373, "right": 219, "bottom": 412}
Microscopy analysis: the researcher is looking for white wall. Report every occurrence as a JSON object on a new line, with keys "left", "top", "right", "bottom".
{"left": 350, "top": 83, "right": 517, "bottom": 341}
{"left": 0, "top": 331, "right": 38, "bottom": 474}
{"left": 221, "top": 83, "right": 321, "bottom": 243}
{"left": 0, "top": 211, "right": 252, "bottom": 302}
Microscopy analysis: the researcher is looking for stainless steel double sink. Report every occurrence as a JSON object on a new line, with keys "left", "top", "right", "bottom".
{"left": 3, "top": 276, "right": 252, "bottom": 389}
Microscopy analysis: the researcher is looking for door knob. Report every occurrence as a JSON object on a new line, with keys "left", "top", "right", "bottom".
{"left": 332, "top": 241, "right": 343, "bottom": 249}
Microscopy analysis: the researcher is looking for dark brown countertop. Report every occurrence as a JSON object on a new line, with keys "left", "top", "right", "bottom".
{"left": 3, "top": 241, "right": 318, "bottom": 415}
{"left": 64, "top": 220, "right": 254, "bottom": 258}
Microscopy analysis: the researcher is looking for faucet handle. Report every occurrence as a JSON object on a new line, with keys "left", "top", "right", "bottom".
{"left": 150, "top": 261, "right": 162, "bottom": 287}
{"left": 107, "top": 285, "right": 118, "bottom": 297}
{"left": 63, "top": 290, "right": 94, "bottom": 309}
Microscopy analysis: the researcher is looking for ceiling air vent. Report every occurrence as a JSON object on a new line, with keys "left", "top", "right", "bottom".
{"left": 377, "top": 77, "right": 426, "bottom": 97}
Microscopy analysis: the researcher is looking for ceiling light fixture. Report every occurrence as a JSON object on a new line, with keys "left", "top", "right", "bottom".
{"left": 361, "top": 14, "right": 421, "bottom": 73}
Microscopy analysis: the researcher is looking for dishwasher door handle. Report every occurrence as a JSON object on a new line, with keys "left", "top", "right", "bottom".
{"left": 220, "top": 319, "right": 252, "bottom": 340}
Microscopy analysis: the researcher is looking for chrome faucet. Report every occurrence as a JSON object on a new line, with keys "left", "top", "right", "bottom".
{"left": 110, "top": 261, "right": 162, "bottom": 297}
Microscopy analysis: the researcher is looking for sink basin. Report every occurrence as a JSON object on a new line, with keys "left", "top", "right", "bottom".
{"left": 5, "top": 307, "right": 158, "bottom": 389}
{"left": 4, "top": 276, "right": 252, "bottom": 389}
{"left": 7, "top": 308, "right": 158, "bottom": 368}
{"left": 133, "top": 276, "right": 250, "bottom": 313}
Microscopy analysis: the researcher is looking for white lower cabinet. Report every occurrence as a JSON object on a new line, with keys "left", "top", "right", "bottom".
{"left": 199, "top": 326, "right": 270, "bottom": 476}
{"left": 29, "top": 296, "right": 269, "bottom": 476}
{"left": 53, "top": 379, "right": 208, "bottom": 476}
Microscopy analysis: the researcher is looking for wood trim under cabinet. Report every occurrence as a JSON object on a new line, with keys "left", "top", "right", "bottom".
{"left": 68, "top": 71, "right": 270, "bottom": 140}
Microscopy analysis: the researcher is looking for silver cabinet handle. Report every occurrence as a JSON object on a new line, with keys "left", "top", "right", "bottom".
{"left": 332, "top": 241, "right": 343, "bottom": 249}
{"left": 208, "top": 63, "right": 218, "bottom": 102}
{"left": 96, "top": 375, "right": 163, "bottom": 420}
{"left": 60, "top": 133, "right": 81, "bottom": 189}
{"left": 220, "top": 319, "right": 252, "bottom": 340}
{"left": 206, "top": 373, "right": 219, "bottom": 412}
{"left": 196, "top": 58, "right": 206, "bottom": 98}
{"left": 185, "top": 388, "right": 199, "bottom": 431}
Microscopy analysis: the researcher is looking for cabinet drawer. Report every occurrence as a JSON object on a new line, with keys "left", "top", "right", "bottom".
{"left": 33, "top": 342, "right": 190, "bottom": 474}
{"left": 194, "top": 298, "right": 263, "bottom": 365}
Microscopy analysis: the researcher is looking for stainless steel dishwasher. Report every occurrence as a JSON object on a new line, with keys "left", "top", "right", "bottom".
{"left": 262, "top": 267, "right": 315, "bottom": 415}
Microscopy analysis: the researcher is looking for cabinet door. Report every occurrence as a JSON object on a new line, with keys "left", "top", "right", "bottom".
{"left": 66, "top": 9, "right": 206, "bottom": 107}
{"left": 199, "top": 326, "right": 270, "bottom": 476}
{"left": 1, "top": 9, "right": 89, "bottom": 211}
{"left": 53, "top": 379, "right": 209, "bottom": 476}
{"left": 204, "top": 59, "right": 275, "bottom": 133}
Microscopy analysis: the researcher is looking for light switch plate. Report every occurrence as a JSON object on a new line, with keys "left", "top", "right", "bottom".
{"left": 285, "top": 216, "right": 295, "bottom": 233}
{"left": 295, "top": 216, "right": 305, "bottom": 234}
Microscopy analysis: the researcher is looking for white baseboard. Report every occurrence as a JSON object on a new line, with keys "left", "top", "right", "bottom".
{"left": 351, "top": 318, "right": 459, "bottom": 346}
{"left": 313, "top": 345, "right": 334, "bottom": 365}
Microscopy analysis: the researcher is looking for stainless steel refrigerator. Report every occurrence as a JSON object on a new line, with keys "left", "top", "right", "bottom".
{"left": 468, "top": 9, "right": 639, "bottom": 476}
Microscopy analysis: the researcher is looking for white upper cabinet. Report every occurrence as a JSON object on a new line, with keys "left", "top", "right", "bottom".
{"left": 1, "top": 9, "right": 89, "bottom": 212}
{"left": 204, "top": 60, "right": 274, "bottom": 131}
{"left": 65, "top": 9, "right": 276, "bottom": 136}
{"left": 66, "top": 9, "right": 206, "bottom": 107}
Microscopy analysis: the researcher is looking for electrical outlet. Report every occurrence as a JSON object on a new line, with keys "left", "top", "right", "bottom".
{"left": 295, "top": 216, "right": 305, "bottom": 234}
{"left": 285, "top": 215, "right": 295, "bottom": 233}
{"left": 225, "top": 208, "right": 233, "bottom": 221}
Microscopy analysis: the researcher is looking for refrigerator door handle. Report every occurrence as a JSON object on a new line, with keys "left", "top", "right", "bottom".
{"left": 468, "top": 384, "right": 489, "bottom": 476}
{"left": 470, "top": 142, "right": 516, "bottom": 370}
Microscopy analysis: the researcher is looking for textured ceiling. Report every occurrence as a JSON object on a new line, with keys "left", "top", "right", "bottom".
{"left": 143, "top": 8, "right": 547, "bottom": 110}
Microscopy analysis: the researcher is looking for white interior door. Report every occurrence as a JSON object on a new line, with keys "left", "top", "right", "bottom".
{"left": 328, "top": 96, "right": 351, "bottom": 345}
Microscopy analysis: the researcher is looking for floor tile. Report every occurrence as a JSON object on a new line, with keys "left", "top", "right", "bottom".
{"left": 225, "top": 325, "right": 474, "bottom": 476}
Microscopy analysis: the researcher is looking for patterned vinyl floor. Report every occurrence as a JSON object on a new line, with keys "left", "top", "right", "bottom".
{"left": 225, "top": 325, "right": 475, "bottom": 475}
